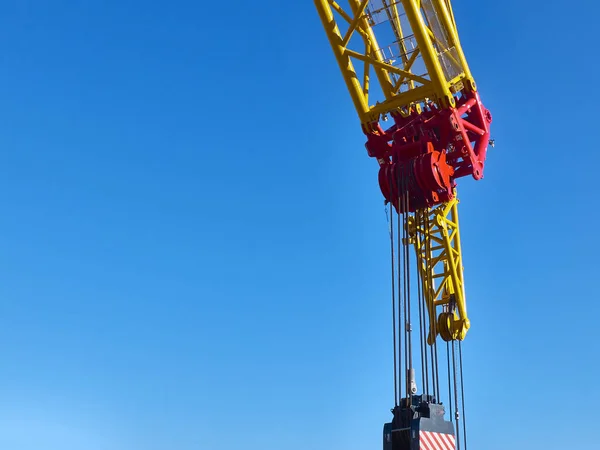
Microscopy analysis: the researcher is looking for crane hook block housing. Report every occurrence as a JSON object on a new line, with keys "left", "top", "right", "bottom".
{"left": 383, "top": 395, "right": 456, "bottom": 450}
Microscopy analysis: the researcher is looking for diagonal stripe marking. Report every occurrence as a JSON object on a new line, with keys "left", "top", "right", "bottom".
{"left": 439, "top": 433, "right": 455, "bottom": 450}
{"left": 431, "top": 432, "right": 450, "bottom": 450}
{"left": 423, "top": 431, "right": 442, "bottom": 450}
{"left": 420, "top": 436, "right": 434, "bottom": 450}
{"left": 420, "top": 432, "right": 435, "bottom": 450}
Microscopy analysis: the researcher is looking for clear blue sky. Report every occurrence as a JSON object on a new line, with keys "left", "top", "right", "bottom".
{"left": 0, "top": 1, "right": 597, "bottom": 449}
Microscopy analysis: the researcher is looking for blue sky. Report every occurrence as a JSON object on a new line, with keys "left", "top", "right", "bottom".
{"left": 0, "top": 1, "right": 597, "bottom": 449}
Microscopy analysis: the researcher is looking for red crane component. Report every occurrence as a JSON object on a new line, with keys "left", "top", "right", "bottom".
{"left": 365, "top": 91, "right": 492, "bottom": 212}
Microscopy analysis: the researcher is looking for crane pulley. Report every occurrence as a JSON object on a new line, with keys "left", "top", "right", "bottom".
{"left": 314, "top": 1, "right": 494, "bottom": 449}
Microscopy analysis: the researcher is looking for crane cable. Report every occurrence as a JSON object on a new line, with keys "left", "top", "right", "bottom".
{"left": 426, "top": 210, "right": 441, "bottom": 401}
{"left": 416, "top": 211, "right": 428, "bottom": 398}
{"left": 385, "top": 203, "right": 399, "bottom": 407}
{"left": 385, "top": 168, "right": 469, "bottom": 449}
{"left": 400, "top": 201, "right": 407, "bottom": 401}
{"left": 451, "top": 339, "right": 461, "bottom": 450}
{"left": 398, "top": 171, "right": 415, "bottom": 404}
{"left": 459, "top": 341, "right": 468, "bottom": 450}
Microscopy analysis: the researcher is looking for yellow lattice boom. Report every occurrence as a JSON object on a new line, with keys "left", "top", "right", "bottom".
{"left": 314, "top": 0, "right": 485, "bottom": 343}
{"left": 314, "top": 0, "right": 477, "bottom": 128}
{"left": 408, "top": 196, "right": 469, "bottom": 342}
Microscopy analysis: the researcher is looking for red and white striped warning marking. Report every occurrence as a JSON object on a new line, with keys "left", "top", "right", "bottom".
{"left": 419, "top": 431, "right": 455, "bottom": 450}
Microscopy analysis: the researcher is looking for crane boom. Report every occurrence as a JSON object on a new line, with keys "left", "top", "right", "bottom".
{"left": 314, "top": 1, "right": 494, "bottom": 449}
{"left": 314, "top": 0, "right": 492, "bottom": 212}
{"left": 315, "top": 0, "right": 477, "bottom": 119}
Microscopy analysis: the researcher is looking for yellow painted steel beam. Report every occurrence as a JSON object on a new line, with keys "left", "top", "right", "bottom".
{"left": 342, "top": 0, "right": 370, "bottom": 47}
{"left": 314, "top": 0, "right": 478, "bottom": 127}
{"left": 314, "top": 0, "right": 373, "bottom": 122}
{"left": 347, "top": 0, "right": 395, "bottom": 101}
{"left": 408, "top": 197, "right": 470, "bottom": 343}
{"left": 344, "top": 49, "right": 430, "bottom": 85}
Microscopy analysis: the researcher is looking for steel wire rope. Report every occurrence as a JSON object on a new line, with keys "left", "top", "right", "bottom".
{"left": 400, "top": 176, "right": 409, "bottom": 401}
{"left": 452, "top": 340, "right": 461, "bottom": 450}
{"left": 402, "top": 166, "right": 414, "bottom": 401}
{"left": 416, "top": 210, "right": 427, "bottom": 397}
{"left": 397, "top": 204, "right": 403, "bottom": 409}
{"left": 397, "top": 171, "right": 406, "bottom": 402}
{"left": 446, "top": 341, "right": 453, "bottom": 435}
{"left": 421, "top": 210, "right": 431, "bottom": 398}
{"left": 386, "top": 198, "right": 399, "bottom": 407}
{"left": 426, "top": 210, "right": 441, "bottom": 400}
{"left": 459, "top": 341, "right": 468, "bottom": 450}
{"left": 404, "top": 195, "right": 413, "bottom": 392}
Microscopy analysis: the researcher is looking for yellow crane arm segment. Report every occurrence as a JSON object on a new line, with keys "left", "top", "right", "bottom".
{"left": 408, "top": 196, "right": 469, "bottom": 343}
{"left": 314, "top": 0, "right": 476, "bottom": 127}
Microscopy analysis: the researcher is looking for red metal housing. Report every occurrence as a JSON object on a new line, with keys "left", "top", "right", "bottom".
{"left": 365, "top": 91, "right": 492, "bottom": 212}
